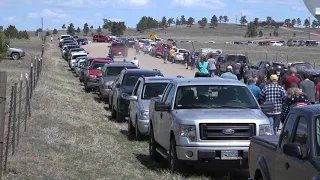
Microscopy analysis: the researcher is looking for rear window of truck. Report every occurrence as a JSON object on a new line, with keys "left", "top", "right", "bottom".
{"left": 112, "top": 43, "right": 126, "bottom": 47}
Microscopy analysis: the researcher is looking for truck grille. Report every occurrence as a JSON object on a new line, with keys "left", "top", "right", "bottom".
{"left": 199, "top": 123, "right": 255, "bottom": 140}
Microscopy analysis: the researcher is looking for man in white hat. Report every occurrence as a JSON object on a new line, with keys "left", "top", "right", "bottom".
{"left": 220, "top": 65, "right": 238, "bottom": 80}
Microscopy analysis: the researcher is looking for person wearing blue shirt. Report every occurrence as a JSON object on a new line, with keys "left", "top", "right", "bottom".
{"left": 163, "top": 47, "right": 169, "bottom": 64}
{"left": 220, "top": 66, "right": 238, "bottom": 80}
{"left": 247, "top": 77, "right": 261, "bottom": 100}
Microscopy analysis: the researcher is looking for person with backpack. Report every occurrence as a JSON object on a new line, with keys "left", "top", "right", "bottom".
{"left": 281, "top": 87, "right": 310, "bottom": 123}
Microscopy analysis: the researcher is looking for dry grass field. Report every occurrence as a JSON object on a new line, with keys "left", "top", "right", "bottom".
{"left": 2, "top": 24, "right": 320, "bottom": 180}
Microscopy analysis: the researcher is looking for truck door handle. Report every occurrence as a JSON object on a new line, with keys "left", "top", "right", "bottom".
{"left": 160, "top": 112, "right": 163, "bottom": 119}
{"left": 285, "top": 162, "right": 290, "bottom": 170}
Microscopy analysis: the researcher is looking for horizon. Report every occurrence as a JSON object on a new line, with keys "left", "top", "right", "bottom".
{"left": 0, "top": 0, "right": 318, "bottom": 31}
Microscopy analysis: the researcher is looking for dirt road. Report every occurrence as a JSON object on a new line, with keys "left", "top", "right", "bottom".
{"left": 82, "top": 43, "right": 196, "bottom": 77}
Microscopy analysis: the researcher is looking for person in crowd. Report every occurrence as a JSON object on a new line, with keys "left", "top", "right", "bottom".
{"left": 135, "top": 42, "right": 140, "bottom": 55}
{"left": 282, "top": 67, "right": 301, "bottom": 90}
{"left": 50, "top": 35, "right": 53, "bottom": 42}
{"left": 131, "top": 57, "right": 139, "bottom": 67}
{"left": 316, "top": 82, "right": 320, "bottom": 104}
{"left": 256, "top": 75, "right": 268, "bottom": 90}
{"left": 163, "top": 47, "right": 168, "bottom": 64}
{"left": 207, "top": 54, "right": 216, "bottom": 77}
{"left": 190, "top": 51, "right": 196, "bottom": 70}
{"left": 259, "top": 74, "right": 287, "bottom": 135}
{"left": 184, "top": 51, "right": 190, "bottom": 69}
{"left": 299, "top": 72, "right": 315, "bottom": 104}
{"left": 281, "top": 87, "right": 310, "bottom": 123}
{"left": 169, "top": 47, "right": 175, "bottom": 64}
{"left": 195, "top": 56, "right": 210, "bottom": 77}
{"left": 248, "top": 77, "right": 261, "bottom": 100}
{"left": 220, "top": 66, "right": 238, "bottom": 80}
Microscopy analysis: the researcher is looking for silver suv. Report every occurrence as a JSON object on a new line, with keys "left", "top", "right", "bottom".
{"left": 148, "top": 78, "right": 272, "bottom": 173}
{"left": 127, "top": 76, "right": 173, "bottom": 140}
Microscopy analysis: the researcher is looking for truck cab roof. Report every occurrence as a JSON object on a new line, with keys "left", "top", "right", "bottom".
{"left": 141, "top": 77, "right": 173, "bottom": 83}
{"left": 171, "top": 78, "right": 245, "bottom": 87}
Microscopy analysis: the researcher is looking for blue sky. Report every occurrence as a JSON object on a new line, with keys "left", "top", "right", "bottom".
{"left": 0, "top": 0, "right": 316, "bottom": 31}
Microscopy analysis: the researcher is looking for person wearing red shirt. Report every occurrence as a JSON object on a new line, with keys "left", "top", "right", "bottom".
{"left": 282, "top": 67, "right": 301, "bottom": 90}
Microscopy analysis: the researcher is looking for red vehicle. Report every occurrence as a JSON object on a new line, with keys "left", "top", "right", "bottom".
{"left": 84, "top": 58, "right": 112, "bottom": 92}
{"left": 155, "top": 43, "right": 171, "bottom": 57}
{"left": 67, "top": 48, "right": 87, "bottom": 61}
{"left": 108, "top": 42, "right": 128, "bottom": 57}
{"left": 93, "top": 35, "right": 110, "bottom": 42}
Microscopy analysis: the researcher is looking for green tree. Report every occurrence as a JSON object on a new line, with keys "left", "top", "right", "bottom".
{"left": 223, "top": 16, "right": 229, "bottom": 23}
{"left": 198, "top": 17, "right": 207, "bottom": 28}
{"left": 136, "top": 16, "right": 158, "bottom": 32}
{"left": 52, "top": 29, "right": 58, "bottom": 35}
{"left": 273, "top": 29, "right": 279, "bottom": 37}
{"left": 259, "top": 30, "right": 263, "bottom": 37}
{"left": 103, "top": 19, "right": 113, "bottom": 30}
{"left": 269, "top": 32, "right": 272, "bottom": 36}
{"left": 291, "top": 19, "right": 296, "bottom": 27}
{"left": 304, "top": 18, "right": 310, "bottom": 28}
{"left": 284, "top": 18, "right": 291, "bottom": 27}
{"left": 175, "top": 17, "right": 180, "bottom": 25}
{"left": 0, "top": 32, "right": 8, "bottom": 58}
{"left": 266, "top": 16, "right": 273, "bottom": 26}
{"left": 245, "top": 22, "right": 257, "bottom": 37}
{"left": 90, "top": 25, "right": 93, "bottom": 32}
{"left": 35, "top": 28, "right": 43, "bottom": 36}
{"left": 83, "top": 23, "right": 89, "bottom": 36}
{"left": 253, "top": 18, "right": 259, "bottom": 27}
{"left": 110, "top": 22, "right": 127, "bottom": 36}
{"left": 297, "top": 18, "right": 301, "bottom": 27}
{"left": 62, "top": 24, "right": 66, "bottom": 30}
{"left": 4, "top": 25, "right": 18, "bottom": 38}
{"left": 240, "top": 16, "right": 248, "bottom": 25}
{"left": 22, "top": 30, "right": 29, "bottom": 39}
{"left": 97, "top": 26, "right": 102, "bottom": 33}
{"left": 167, "top": 18, "right": 174, "bottom": 27}
{"left": 180, "top": 15, "right": 186, "bottom": 24}
{"left": 210, "top": 15, "right": 218, "bottom": 28}
{"left": 187, "top": 17, "right": 195, "bottom": 27}
{"left": 293, "top": 32, "right": 296, "bottom": 37}
{"left": 76, "top": 27, "right": 81, "bottom": 34}
{"left": 160, "top": 16, "right": 167, "bottom": 28}
{"left": 46, "top": 31, "right": 51, "bottom": 36}
{"left": 219, "top": 16, "right": 223, "bottom": 23}
{"left": 67, "top": 23, "right": 75, "bottom": 35}
{"left": 311, "top": 20, "right": 318, "bottom": 28}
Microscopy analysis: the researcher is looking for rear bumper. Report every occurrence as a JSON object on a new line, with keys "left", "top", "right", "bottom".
{"left": 100, "top": 88, "right": 111, "bottom": 98}
{"left": 87, "top": 81, "right": 99, "bottom": 89}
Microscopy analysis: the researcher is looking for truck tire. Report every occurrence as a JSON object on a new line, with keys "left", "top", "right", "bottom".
{"left": 127, "top": 116, "right": 134, "bottom": 135}
{"left": 149, "top": 125, "right": 162, "bottom": 162}
{"left": 11, "top": 53, "right": 20, "bottom": 60}
{"left": 135, "top": 119, "right": 143, "bottom": 141}
{"left": 84, "top": 83, "right": 90, "bottom": 93}
{"left": 169, "top": 138, "right": 185, "bottom": 173}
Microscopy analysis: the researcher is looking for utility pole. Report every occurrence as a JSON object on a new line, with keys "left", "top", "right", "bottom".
{"left": 309, "top": 16, "right": 311, "bottom": 40}
{"left": 41, "top": 17, "right": 44, "bottom": 43}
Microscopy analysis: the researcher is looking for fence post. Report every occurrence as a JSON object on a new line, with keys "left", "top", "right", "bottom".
{"left": 12, "top": 83, "right": 17, "bottom": 155}
{"left": 24, "top": 73, "right": 30, "bottom": 132}
{"left": 4, "top": 86, "right": 14, "bottom": 173}
{"left": 33, "top": 58, "right": 36, "bottom": 88}
{"left": 29, "top": 63, "right": 33, "bottom": 98}
{"left": 17, "top": 74, "right": 22, "bottom": 146}
{"left": 0, "top": 71, "right": 7, "bottom": 180}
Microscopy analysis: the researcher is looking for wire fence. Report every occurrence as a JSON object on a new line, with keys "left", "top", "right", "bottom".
{"left": 0, "top": 46, "right": 44, "bottom": 179}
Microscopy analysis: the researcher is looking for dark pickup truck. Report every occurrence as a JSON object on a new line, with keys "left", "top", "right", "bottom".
{"left": 249, "top": 105, "right": 320, "bottom": 180}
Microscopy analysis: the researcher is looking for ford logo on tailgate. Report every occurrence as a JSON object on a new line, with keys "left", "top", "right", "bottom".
{"left": 222, "top": 129, "right": 235, "bottom": 135}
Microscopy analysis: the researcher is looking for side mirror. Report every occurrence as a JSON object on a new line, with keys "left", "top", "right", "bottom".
{"left": 158, "top": 95, "right": 163, "bottom": 99}
{"left": 97, "top": 73, "right": 102, "bottom": 78}
{"left": 283, "top": 143, "right": 303, "bottom": 159}
{"left": 260, "top": 102, "right": 274, "bottom": 113}
{"left": 87, "top": 52, "right": 90, "bottom": 54}
{"left": 115, "top": 83, "right": 120, "bottom": 88}
{"left": 154, "top": 101, "right": 171, "bottom": 111}
{"left": 127, "top": 95, "right": 137, "bottom": 101}
{"left": 108, "top": 46, "right": 110, "bottom": 47}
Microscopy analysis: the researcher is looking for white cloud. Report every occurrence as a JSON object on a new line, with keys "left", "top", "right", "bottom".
{"left": 236, "top": 0, "right": 300, "bottom": 5}
{"left": 240, "top": 9, "right": 254, "bottom": 16}
{"left": 292, "top": 6, "right": 307, "bottom": 12}
{"left": 171, "top": 0, "right": 226, "bottom": 9}
{"left": 3, "top": 16, "right": 20, "bottom": 23}
{"left": 28, "top": 9, "right": 68, "bottom": 21}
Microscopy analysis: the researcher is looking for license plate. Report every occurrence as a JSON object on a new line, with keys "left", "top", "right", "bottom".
{"left": 221, "top": 150, "right": 239, "bottom": 160}
{"left": 118, "top": 52, "right": 122, "bottom": 54}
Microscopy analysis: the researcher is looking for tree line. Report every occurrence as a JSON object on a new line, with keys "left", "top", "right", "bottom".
{"left": 1, "top": 25, "right": 30, "bottom": 40}
{"left": 58, "top": 19, "right": 127, "bottom": 37}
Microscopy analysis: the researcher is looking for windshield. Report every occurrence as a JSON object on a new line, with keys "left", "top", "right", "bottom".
{"left": 142, "top": 83, "right": 168, "bottom": 99}
{"left": 72, "top": 55, "right": 87, "bottom": 59}
{"left": 123, "top": 75, "right": 140, "bottom": 86}
{"left": 174, "top": 85, "right": 259, "bottom": 109}
{"left": 91, "top": 62, "right": 106, "bottom": 70}
{"left": 71, "top": 50, "right": 86, "bottom": 54}
{"left": 106, "top": 67, "right": 136, "bottom": 76}
{"left": 295, "top": 63, "right": 313, "bottom": 71}
{"left": 61, "top": 36, "right": 70, "bottom": 39}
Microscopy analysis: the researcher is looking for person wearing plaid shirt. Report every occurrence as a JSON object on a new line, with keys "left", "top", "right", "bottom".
{"left": 259, "top": 74, "right": 287, "bottom": 135}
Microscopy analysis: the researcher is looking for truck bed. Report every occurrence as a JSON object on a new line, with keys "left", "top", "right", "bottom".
{"left": 250, "top": 135, "right": 279, "bottom": 150}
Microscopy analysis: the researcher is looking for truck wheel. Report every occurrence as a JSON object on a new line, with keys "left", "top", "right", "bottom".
{"left": 169, "top": 138, "right": 185, "bottom": 173}
{"left": 11, "top": 53, "right": 20, "bottom": 60}
{"left": 149, "top": 126, "right": 162, "bottom": 162}
{"left": 84, "top": 84, "right": 90, "bottom": 93}
{"left": 135, "top": 119, "right": 143, "bottom": 141}
{"left": 127, "top": 117, "right": 134, "bottom": 135}
{"left": 111, "top": 102, "right": 116, "bottom": 118}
